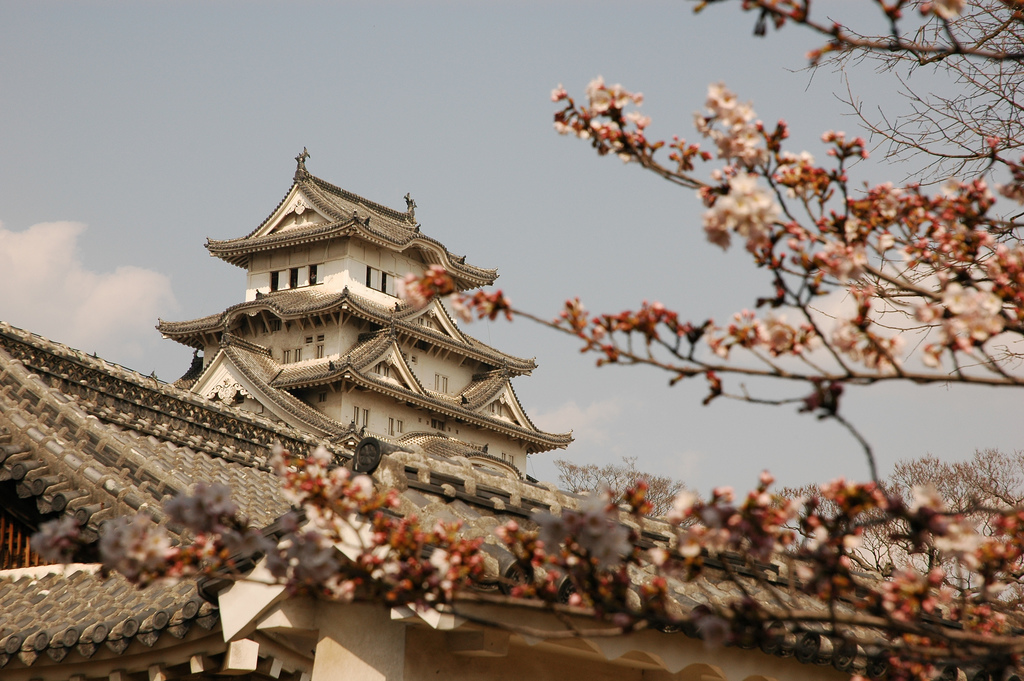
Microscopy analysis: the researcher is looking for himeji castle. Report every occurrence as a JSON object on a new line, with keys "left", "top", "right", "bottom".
{"left": 157, "top": 151, "right": 572, "bottom": 478}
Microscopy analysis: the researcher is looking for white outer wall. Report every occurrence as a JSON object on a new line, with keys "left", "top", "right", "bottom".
{"left": 245, "top": 237, "right": 431, "bottom": 304}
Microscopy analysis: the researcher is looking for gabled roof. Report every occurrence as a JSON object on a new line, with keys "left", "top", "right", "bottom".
{"left": 157, "top": 288, "right": 538, "bottom": 374}
{"left": 198, "top": 333, "right": 571, "bottom": 453}
{"left": 275, "top": 330, "right": 427, "bottom": 396}
{"left": 189, "top": 335, "right": 351, "bottom": 439}
{"left": 459, "top": 369, "right": 508, "bottom": 409}
{"left": 205, "top": 163, "right": 497, "bottom": 290}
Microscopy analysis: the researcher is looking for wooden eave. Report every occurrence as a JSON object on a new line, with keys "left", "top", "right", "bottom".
{"left": 157, "top": 290, "right": 537, "bottom": 375}
{"left": 208, "top": 221, "right": 496, "bottom": 290}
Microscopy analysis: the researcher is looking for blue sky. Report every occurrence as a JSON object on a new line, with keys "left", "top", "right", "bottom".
{"left": 0, "top": 2, "right": 1017, "bottom": 491}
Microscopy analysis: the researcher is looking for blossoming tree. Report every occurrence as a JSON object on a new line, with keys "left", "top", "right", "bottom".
{"left": 32, "top": 2, "right": 1024, "bottom": 681}
{"left": 394, "top": 0, "right": 1024, "bottom": 676}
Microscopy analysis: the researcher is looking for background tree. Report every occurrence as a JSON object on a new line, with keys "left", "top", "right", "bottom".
{"left": 820, "top": 0, "right": 1024, "bottom": 181}
{"left": 782, "top": 449, "right": 1024, "bottom": 596}
{"left": 555, "top": 456, "right": 687, "bottom": 516}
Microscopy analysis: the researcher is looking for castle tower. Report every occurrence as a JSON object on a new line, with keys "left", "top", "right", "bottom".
{"left": 158, "top": 152, "right": 571, "bottom": 477}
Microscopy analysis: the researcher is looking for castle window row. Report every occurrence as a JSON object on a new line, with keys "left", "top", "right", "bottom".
{"left": 353, "top": 406, "right": 369, "bottom": 428}
{"left": 270, "top": 264, "right": 321, "bottom": 292}
{"left": 389, "top": 417, "right": 404, "bottom": 436}
{"left": 365, "top": 266, "right": 395, "bottom": 296}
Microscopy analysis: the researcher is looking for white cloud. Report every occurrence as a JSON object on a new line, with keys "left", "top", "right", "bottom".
{"left": 660, "top": 449, "right": 704, "bottom": 482}
{"left": 530, "top": 398, "right": 622, "bottom": 449}
{"left": 0, "top": 221, "right": 178, "bottom": 362}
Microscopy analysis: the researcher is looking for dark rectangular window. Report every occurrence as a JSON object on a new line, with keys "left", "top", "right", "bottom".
{"left": 283, "top": 349, "right": 291, "bottom": 363}
{"left": 305, "top": 336, "right": 314, "bottom": 344}
{"left": 365, "top": 265, "right": 373, "bottom": 287}
{"left": 270, "top": 319, "right": 281, "bottom": 332}
{"left": 352, "top": 407, "right": 369, "bottom": 427}
{"left": 318, "top": 392, "right": 327, "bottom": 403}
{"left": 270, "top": 271, "right": 279, "bottom": 292}
{"left": 316, "top": 344, "right": 324, "bottom": 359}
{"left": 381, "top": 272, "right": 388, "bottom": 293}
{"left": 309, "top": 264, "right": 319, "bottom": 285}
{"left": 295, "top": 348, "right": 302, "bottom": 362}
{"left": 289, "top": 268, "right": 299, "bottom": 289}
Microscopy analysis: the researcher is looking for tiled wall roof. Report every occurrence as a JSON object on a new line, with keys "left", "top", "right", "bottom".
{"left": 0, "top": 323, "right": 881, "bottom": 680}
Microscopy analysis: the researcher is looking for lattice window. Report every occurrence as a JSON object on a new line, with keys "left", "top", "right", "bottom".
{"left": 0, "top": 506, "right": 52, "bottom": 570}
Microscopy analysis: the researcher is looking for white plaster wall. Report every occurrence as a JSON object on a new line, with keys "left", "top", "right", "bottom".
{"left": 246, "top": 271, "right": 271, "bottom": 301}
{"left": 337, "top": 385, "right": 528, "bottom": 464}
{"left": 313, "top": 603, "right": 406, "bottom": 681}
{"left": 406, "top": 344, "right": 476, "bottom": 396}
{"left": 246, "top": 243, "right": 334, "bottom": 298}
{"left": 405, "top": 629, "right": 642, "bottom": 681}
{"left": 401, "top": 626, "right": 848, "bottom": 681}
{"left": 246, "top": 236, "right": 433, "bottom": 304}
{"left": 340, "top": 389, "right": 422, "bottom": 436}
{"left": 321, "top": 258, "right": 358, "bottom": 293}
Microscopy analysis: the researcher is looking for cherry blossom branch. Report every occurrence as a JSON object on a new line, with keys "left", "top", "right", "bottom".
{"left": 695, "top": 0, "right": 1024, "bottom": 64}
{"left": 32, "top": 441, "right": 1024, "bottom": 681}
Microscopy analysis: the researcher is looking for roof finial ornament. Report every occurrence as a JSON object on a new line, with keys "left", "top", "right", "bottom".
{"left": 294, "top": 147, "right": 310, "bottom": 180}
{"left": 404, "top": 193, "right": 416, "bottom": 221}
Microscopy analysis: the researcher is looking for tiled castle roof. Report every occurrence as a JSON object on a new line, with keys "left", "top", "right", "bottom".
{"left": 199, "top": 332, "right": 571, "bottom": 453}
{"left": 0, "top": 331, "right": 293, "bottom": 538}
{"left": 206, "top": 168, "right": 497, "bottom": 290}
{"left": 157, "top": 287, "right": 538, "bottom": 374}
{"left": 0, "top": 566, "right": 219, "bottom": 673}
{"left": 0, "top": 323, "right": 342, "bottom": 467}
{"left": 0, "top": 329, "right": 295, "bottom": 679}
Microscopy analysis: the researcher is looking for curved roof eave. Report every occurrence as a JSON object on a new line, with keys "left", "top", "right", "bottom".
{"left": 270, "top": 362, "right": 571, "bottom": 451}
{"left": 157, "top": 289, "right": 537, "bottom": 373}
{"left": 207, "top": 219, "right": 498, "bottom": 288}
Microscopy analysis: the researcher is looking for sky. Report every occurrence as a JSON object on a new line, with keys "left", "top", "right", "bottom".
{"left": 0, "top": 1, "right": 1018, "bottom": 493}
